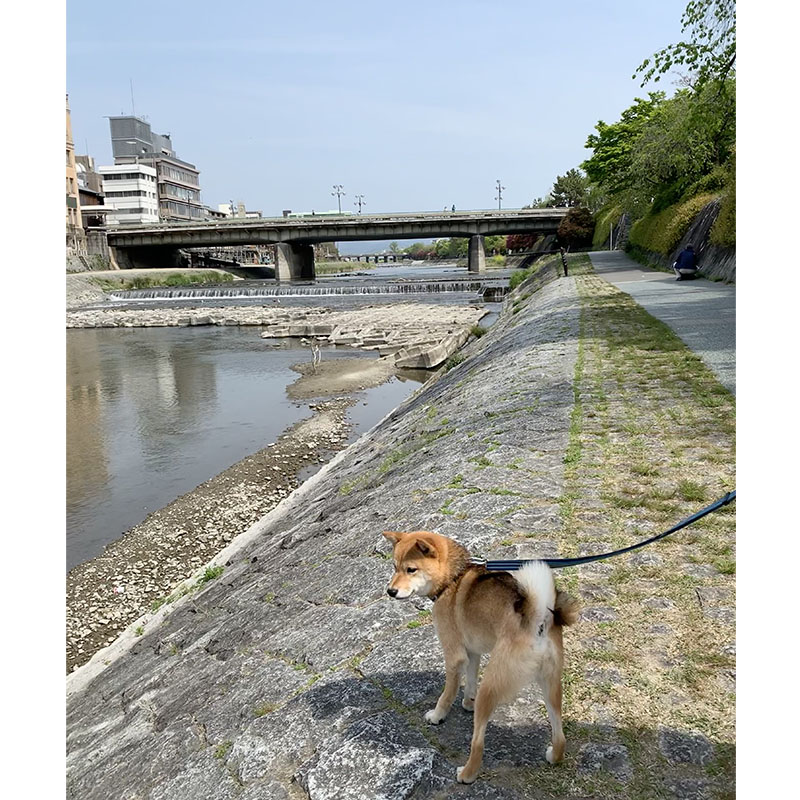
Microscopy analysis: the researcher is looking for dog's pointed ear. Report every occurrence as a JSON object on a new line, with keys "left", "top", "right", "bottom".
{"left": 414, "top": 536, "right": 438, "bottom": 558}
{"left": 382, "top": 531, "right": 405, "bottom": 545}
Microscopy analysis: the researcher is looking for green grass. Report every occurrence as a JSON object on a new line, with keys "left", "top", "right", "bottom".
{"left": 315, "top": 261, "right": 378, "bottom": 275}
{"left": 92, "top": 270, "right": 234, "bottom": 290}
{"left": 197, "top": 565, "right": 225, "bottom": 585}
{"left": 214, "top": 741, "right": 233, "bottom": 760}
{"left": 444, "top": 354, "right": 466, "bottom": 371}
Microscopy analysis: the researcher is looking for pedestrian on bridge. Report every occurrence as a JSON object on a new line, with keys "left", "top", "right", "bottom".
{"left": 673, "top": 244, "right": 698, "bottom": 281}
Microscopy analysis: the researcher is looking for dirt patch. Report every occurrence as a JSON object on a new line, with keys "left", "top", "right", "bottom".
{"left": 287, "top": 357, "right": 396, "bottom": 399}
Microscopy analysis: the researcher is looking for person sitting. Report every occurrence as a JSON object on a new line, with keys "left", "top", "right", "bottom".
{"left": 673, "top": 244, "right": 698, "bottom": 281}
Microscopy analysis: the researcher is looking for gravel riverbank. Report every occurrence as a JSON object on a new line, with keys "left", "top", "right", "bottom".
{"left": 66, "top": 398, "right": 358, "bottom": 673}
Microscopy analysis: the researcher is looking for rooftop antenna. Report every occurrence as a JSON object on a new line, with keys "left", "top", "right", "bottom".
{"left": 130, "top": 79, "right": 135, "bottom": 118}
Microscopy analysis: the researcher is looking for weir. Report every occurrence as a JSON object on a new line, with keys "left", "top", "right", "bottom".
{"left": 108, "top": 279, "right": 510, "bottom": 302}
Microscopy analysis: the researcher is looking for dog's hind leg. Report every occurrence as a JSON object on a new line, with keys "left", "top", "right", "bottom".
{"left": 457, "top": 646, "right": 527, "bottom": 784}
{"left": 461, "top": 651, "right": 480, "bottom": 711}
{"left": 536, "top": 645, "right": 566, "bottom": 764}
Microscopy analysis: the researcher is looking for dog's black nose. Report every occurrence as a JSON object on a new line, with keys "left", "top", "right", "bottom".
{"left": 387, "top": 587, "right": 398, "bottom": 598}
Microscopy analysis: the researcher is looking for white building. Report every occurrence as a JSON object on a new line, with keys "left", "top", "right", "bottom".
{"left": 218, "top": 202, "right": 262, "bottom": 219}
{"left": 99, "top": 163, "right": 159, "bottom": 225}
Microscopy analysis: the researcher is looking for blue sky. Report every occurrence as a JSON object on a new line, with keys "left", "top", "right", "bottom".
{"left": 67, "top": 1, "right": 689, "bottom": 216}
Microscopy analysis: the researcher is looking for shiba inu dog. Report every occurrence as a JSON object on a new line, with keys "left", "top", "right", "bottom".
{"left": 383, "top": 530, "right": 580, "bottom": 784}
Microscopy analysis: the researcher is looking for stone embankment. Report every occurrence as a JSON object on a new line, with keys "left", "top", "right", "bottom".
{"left": 67, "top": 303, "right": 485, "bottom": 370}
{"left": 67, "top": 257, "right": 735, "bottom": 799}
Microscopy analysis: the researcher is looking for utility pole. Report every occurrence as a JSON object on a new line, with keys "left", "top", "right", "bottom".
{"left": 332, "top": 184, "right": 345, "bottom": 214}
{"left": 495, "top": 179, "right": 505, "bottom": 210}
{"left": 354, "top": 194, "right": 365, "bottom": 213}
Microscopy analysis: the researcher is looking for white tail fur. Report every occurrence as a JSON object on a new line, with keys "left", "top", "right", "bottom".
{"left": 512, "top": 561, "right": 556, "bottom": 634}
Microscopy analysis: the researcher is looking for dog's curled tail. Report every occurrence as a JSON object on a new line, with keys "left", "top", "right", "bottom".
{"left": 512, "top": 562, "right": 580, "bottom": 632}
{"left": 552, "top": 589, "right": 580, "bottom": 627}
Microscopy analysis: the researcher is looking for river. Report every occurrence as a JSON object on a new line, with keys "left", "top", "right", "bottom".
{"left": 67, "top": 328, "right": 429, "bottom": 571}
{"left": 66, "top": 261, "right": 506, "bottom": 571}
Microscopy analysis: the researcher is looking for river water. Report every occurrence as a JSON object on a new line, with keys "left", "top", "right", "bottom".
{"left": 67, "top": 262, "right": 505, "bottom": 571}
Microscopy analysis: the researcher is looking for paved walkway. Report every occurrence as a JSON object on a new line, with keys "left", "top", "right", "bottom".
{"left": 588, "top": 251, "right": 736, "bottom": 394}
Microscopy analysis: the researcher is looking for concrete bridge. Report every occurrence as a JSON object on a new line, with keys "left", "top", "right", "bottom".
{"left": 107, "top": 208, "right": 568, "bottom": 280}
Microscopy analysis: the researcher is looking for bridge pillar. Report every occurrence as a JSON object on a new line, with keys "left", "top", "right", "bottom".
{"left": 274, "top": 243, "right": 315, "bottom": 281}
{"left": 468, "top": 235, "right": 486, "bottom": 273}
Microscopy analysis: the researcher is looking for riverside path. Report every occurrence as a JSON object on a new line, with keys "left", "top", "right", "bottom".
{"left": 588, "top": 251, "right": 736, "bottom": 394}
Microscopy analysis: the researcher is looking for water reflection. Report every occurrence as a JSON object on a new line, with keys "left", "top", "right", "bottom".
{"left": 65, "top": 327, "right": 386, "bottom": 570}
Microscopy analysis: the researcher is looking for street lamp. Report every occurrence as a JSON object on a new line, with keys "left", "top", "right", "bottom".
{"left": 354, "top": 194, "right": 365, "bottom": 213}
{"left": 495, "top": 179, "right": 505, "bottom": 210}
{"left": 332, "top": 184, "right": 345, "bottom": 214}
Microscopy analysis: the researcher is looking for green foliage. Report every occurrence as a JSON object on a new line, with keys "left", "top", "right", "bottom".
{"left": 710, "top": 148, "right": 735, "bottom": 248}
{"left": 582, "top": 93, "right": 667, "bottom": 196}
{"left": 628, "top": 193, "right": 717, "bottom": 255}
{"left": 197, "top": 565, "right": 224, "bottom": 585}
{"left": 484, "top": 235, "right": 507, "bottom": 254}
{"left": 404, "top": 242, "right": 435, "bottom": 259}
{"left": 525, "top": 196, "right": 554, "bottom": 208}
{"left": 509, "top": 267, "right": 534, "bottom": 291}
{"left": 94, "top": 271, "right": 235, "bottom": 291}
{"left": 592, "top": 204, "right": 624, "bottom": 248}
{"left": 557, "top": 207, "right": 595, "bottom": 248}
{"left": 444, "top": 354, "right": 466, "bottom": 371}
{"left": 634, "top": 0, "right": 736, "bottom": 88}
{"left": 434, "top": 238, "right": 468, "bottom": 259}
{"left": 550, "top": 168, "right": 591, "bottom": 208}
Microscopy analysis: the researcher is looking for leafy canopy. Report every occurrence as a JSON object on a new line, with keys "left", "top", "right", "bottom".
{"left": 581, "top": 93, "right": 666, "bottom": 196}
{"left": 634, "top": 0, "right": 736, "bottom": 88}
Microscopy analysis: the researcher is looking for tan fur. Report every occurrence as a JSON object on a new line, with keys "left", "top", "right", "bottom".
{"left": 383, "top": 530, "right": 579, "bottom": 784}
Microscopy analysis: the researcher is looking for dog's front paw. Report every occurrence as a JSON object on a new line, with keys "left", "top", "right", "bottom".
{"left": 461, "top": 696, "right": 475, "bottom": 711}
{"left": 424, "top": 708, "right": 446, "bottom": 725}
{"left": 456, "top": 766, "right": 477, "bottom": 784}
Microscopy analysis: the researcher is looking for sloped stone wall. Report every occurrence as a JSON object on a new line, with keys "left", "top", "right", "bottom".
{"left": 67, "top": 266, "right": 581, "bottom": 799}
{"left": 627, "top": 199, "right": 736, "bottom": 282}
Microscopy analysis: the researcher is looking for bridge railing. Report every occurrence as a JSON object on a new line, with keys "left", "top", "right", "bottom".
{"left": 109, "top": 207, "right": 569, "bottom": 234}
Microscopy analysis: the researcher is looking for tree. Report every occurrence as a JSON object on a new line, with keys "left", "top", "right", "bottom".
{"left": 557, "top": 208, "right": 595, "bottom": 248}
{"left": 634, "top": 0, "right": 735, "bottom": 89}
{"left": 626, "top": 81, "right": 735, "bottom": 209}
{"left": 525, "top": 196, "right": 554, "bottom": 209}
{"left": 582, "top": 93, "right": 667, "bottom": 196}
{"left": 550, "top": 169, "right": 591, "bottom": 207}
{"left": 507, "top": 233, "right": 539, "bottom": 251}
{"left": 389, "top": 241, "right": 400, "bottom": 253}
{"left": 484, "top": 235, "right": 507, "bottom": 255}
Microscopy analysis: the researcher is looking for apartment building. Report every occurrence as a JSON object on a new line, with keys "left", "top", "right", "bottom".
{"left": 108, "top": 115, "right": 203, "bottom": 223}
{"left": 99, "top": 163, "right": 159, "bottom": 225}
{"left": 66, "top": 95, "right": 86, "bottom": 252}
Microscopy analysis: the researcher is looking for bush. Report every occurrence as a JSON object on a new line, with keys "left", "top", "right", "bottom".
{"left": 628, "top": 193, "right": 717, "bottom": 255}
{"left": 710, "top": 149, "right": 735, "bottom": 248}
{"left": 557, "top": 207, "right": 595, "bottom": 248}
{"left": 592, "top": 203, "right": 624, "bottom": 248}
{"left": 509, "top": 267, "right": 534, "bottom": 291}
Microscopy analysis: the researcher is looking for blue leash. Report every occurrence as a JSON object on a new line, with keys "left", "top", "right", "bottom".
{"left": 470, "top": 491, "right": 736, "bottom": 571}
